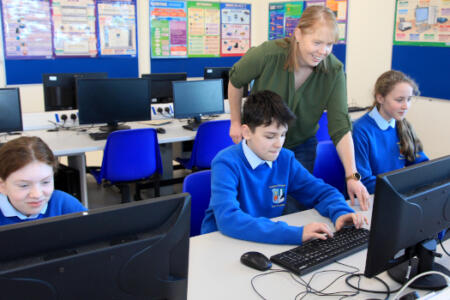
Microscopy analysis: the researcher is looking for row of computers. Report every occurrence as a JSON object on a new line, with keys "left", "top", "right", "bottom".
{"left": 0, "top": 155, "right": 448, "bottom": 299}
{"left": 0, "top": 68, "right": 244, "bottom": 136}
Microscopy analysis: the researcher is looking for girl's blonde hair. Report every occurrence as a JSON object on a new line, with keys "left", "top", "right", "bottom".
{"left": 371, "top": 70, "right": 422, "bottom": 162}
{"left": 277, "top": 6, "right": 339, "bottom": 72}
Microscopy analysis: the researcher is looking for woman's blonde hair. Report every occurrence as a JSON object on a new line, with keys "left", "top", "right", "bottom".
{"left": 371, "top": 70, "right": 422, "bottom": 162}
{"left": 277, "top": 6, "right": 339, "bottom": 72}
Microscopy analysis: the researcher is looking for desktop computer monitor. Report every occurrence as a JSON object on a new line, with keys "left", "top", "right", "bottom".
{"left": 364, "top": 155, "right": 450, "bottom": 290}
{"left": 0, "top": 88, "right": 23, "bottom": 134}
{"left": 42, "top": 72, "right": 108, "bottom": 111}
{"left": 141, "top": 72, "right": 187, "bottom": 103}
{"left": 77, "top": 78, "right": 151, "bottom": 132}
{"left": 415, "top": 7, "right": 429, "bottom": 24}
{"left": 173, "top": 79, "right": 224, "bottom": 131}
{"left": 203, "top": 66, "right": 249, "bottom": 99}
{"left": 0, "top": 193, "right": 191, "bottom": 300}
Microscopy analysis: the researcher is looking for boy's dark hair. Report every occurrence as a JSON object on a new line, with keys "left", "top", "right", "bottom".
{"left": 242, "top": 90, "right": 296, "bottom": 131}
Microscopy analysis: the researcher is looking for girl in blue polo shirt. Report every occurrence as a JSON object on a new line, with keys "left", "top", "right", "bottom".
{"left": 0, "top": 136, "right": 86, "bottom": 225}
{"left": 352, "top": 70, "right": 428, "bottom": 194}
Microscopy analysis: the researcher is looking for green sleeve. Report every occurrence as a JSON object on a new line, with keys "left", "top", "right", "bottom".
{"left": 229, "top": 43, "right": 268, "bottom": 89}
{"left": 326, "top": 70, "right": 352, "bottom": 146}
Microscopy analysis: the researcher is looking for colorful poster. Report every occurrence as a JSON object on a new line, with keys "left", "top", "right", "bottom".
{"left": 187, "top": 1, "right": 220, "bottom": 57}
{"left": 394, "top": 0, "right": 450, "bottom": 47}
{"left": 52, "top": 0, "right": 97, "bottom": 57}
{"left": 1, "top": 0, "right": 53, "bottom": 59}
{"left": 268, "top": 3, "right": 287, "bottom": 40}
{"left": 220, "top": 3, "right": 251, "bottom": 56}
{"left": 97, "top": 0, "right": 137, "bottom": 56}
{"left": 269, "top": 1, "right": 348, "bottom": 44}
{"left": 150, "top": 1, "right": 187, "bottom": 58}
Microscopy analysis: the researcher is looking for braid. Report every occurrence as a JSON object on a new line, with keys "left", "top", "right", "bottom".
{"left": 396, "top": 118, "right": 423, "bottom": 162}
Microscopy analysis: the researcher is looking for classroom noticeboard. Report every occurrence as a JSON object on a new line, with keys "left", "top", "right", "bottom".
{"left": 392, "top": 0, "right": 450, "bottom": 100}
{"left": 393, "top": 0, "right": 450, "bottom": 47}
{"left": 0, "top": 0, "right": 138, "bottom": 84}
{"left": 220, "top": 3, "right": 251, "bottom": 57}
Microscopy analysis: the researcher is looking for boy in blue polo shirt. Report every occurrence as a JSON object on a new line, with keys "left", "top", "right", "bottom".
{"left": 201, "top": 90, "right": 367, "bottom": 244}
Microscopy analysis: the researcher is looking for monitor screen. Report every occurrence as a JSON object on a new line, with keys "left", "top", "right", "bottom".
{"left": 415, "top": 7, "right": 429, "bottom": 24}
{"left": 0, "top": 193, "right": 191, "bottom": 300}
{"left": 77, "top": 78, "right": 150, "bottom": 132}
{"left": 42, "top": 72, "right": 108, "bottom": 111}
{"left": 203, "top": 67, "right": 249, "bottom": 99}
{"left": 0, "top": 88, "right": 23, "bottom": 133}
{"left": 142, "top": 73, "right": 187, "bottom": 103}
{"left": 364, "top": 155, "right": 450, "bottom": 290}
{"left": 173, "top": 79, "right": 224, "bottom": 120}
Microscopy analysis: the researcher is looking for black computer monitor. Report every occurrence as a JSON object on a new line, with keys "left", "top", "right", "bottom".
{"left": 0, "top": 88, "right": 23, "bottom": 134}
{"left": 173, "top": 79, "right": 224, "bottom": 131}
{"left": 42, "top": 72, "right": 108, "bottom": 111}
{"left": 365, "top": 155, "right": 450, "bottom": 290}
{"left": 77, "top": 78, "right": 150, "bottom": 132}
{"left": 203, "top": 66, "right": 249, "bottom": 99}
{"left": 141, "top": 72, "right": 187, "bottom": 103}
{"left": 0, "top": 193, "right": 191, "bottom": 300}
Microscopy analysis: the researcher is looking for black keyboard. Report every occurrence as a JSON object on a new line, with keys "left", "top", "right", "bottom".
{"left": 270, "top": 226, "right": 369, "bottom": 275}
{"left": 89, "top": 132, "right": 110, "bottom": 140}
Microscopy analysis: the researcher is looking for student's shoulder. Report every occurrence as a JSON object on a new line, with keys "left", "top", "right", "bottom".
{"left": 213, "top": 143, "right": 243, "bottom": 164}
{"left": 353, "top": 113, "right": 374, "bottom": 130}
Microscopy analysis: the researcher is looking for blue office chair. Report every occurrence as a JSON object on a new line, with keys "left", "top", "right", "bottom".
{"left": 316, "top": 111, "right": 331, "bottom": 142}
{"left": 90, "top": 128, "right": 163, "bottom": 203}
{"left": 176, "top": 120, "right": 233, "bottom": 170}
{"left": 182, "top": 170, "right": 211, "bottom": 237}
{"left": 313, "top": 140, "right": 347, "bottom": 198}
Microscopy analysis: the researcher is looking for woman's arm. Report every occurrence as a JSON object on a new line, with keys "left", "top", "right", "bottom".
{"left": 335, "top": 132, "right": 370, "bottom": 210}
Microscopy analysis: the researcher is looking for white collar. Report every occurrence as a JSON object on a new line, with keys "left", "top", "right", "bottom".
{"left": 368, "top": 106, "right": 396, "bottom": 130}
{"left": 0, "top": 193, "right": 48, "bottom": 220}
{"left": 242, "top": 140, "right": 273, "bottom": 170}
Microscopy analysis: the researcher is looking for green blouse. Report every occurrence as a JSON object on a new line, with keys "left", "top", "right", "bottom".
{"left": 229, "top": 39, "right": 352, "bottom": 149}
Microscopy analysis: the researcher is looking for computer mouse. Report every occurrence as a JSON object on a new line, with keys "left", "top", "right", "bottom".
{"left": 240, "top": 251, "right": 272, "bottom": 271}
{"left": 156, "top": 127, "right": 166, "bottom": 134}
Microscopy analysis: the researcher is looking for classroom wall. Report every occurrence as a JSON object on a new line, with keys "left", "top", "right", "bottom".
{"left": 0, "top": 0, "right": 448, "bottom": 158}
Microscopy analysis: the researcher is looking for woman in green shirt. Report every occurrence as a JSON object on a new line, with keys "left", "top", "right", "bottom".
{"left": 228, "top": 6, "right": 369, "bottom": 210}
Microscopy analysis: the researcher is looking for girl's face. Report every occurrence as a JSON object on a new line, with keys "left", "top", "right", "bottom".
{"left": 0, "top": 161, "right": 54, "bottom": 217}
{"left": 376, "top": 82, "right": 413, "bottom": 122}
{"left": 294, "top": 22, "right": 335, "bottom": 68}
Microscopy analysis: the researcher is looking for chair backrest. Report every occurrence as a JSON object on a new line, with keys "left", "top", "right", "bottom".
{"left": 313, "top": 140, "right": 347, "bottom": 198}
{"left": 190, "top": 120, "right": 234, "bottom": 169}
{"left": 182, "top": 170, "right": 211, "bottom": 237}
{"left": 316, "top": 112, "right": 331, "bottom": 142}
{"left": 101, "top": 128, "right": 163, "bottom": 183}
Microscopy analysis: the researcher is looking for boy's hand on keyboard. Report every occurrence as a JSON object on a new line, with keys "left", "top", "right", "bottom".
{"left": 302, "top": 222, "right": 334, "bottom": 242}
{"left": 335, "top": 213, "right": 368, "bottom": 231}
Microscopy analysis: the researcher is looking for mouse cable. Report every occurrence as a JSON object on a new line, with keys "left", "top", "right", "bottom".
{"left": 439, "top": 239, "right": 449, "bottom": 256}
{"left": 345, "top": 273, "right": 397, "bottom": 300}
{"left": 391, "top": 270, "right": 450, "bottom": 300}
{"left": 294, "top": 261, "right": 360, "bottom": 300}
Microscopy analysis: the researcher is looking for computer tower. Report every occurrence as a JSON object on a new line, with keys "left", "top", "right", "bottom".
{"left": 54, "top": 164, "right": 81, "bottom": 201}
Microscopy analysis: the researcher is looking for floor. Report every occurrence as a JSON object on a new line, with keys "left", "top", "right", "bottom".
{"left": 86, "top": 168, "right": 190, "bottom": 210}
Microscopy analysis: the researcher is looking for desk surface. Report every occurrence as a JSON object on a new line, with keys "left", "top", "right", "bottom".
{"left": 188, "top": 202, "right": 450, "bottom": 300}
{"left": 0, "top": 115, "right": 230, "bottom": 156}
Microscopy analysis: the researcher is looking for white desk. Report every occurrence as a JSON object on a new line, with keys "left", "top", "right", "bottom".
{"left": 188, "top": 204, "right": 450, "bottom": 299}
{"left": 0, "top": 115, "right": 230, "bottom": 208}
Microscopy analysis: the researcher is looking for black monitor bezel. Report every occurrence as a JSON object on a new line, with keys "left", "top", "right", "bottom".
{"left": 203, "top": 66, "right": 249, "bottom": 99}
{"left": 172, "top": 79, "right": 224, "bottom": 120}
{"left": 0, "top": 87, "right": 23, "bottom": 133}
{"left": 364, "top": 155, "right": 450, "bottom": 283}
{"left": 76, "top": 77, "right": 151, "bottom": 129}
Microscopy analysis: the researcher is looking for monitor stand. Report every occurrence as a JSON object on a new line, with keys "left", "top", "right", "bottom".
{"left": 388, "top": 239, "right": 450, "bottom": 290}
{"left": 99, "top": 122, "right": 130, "bottom": 132}
{"left": 182, "top": 116, "right": 202, "bottom": 131}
